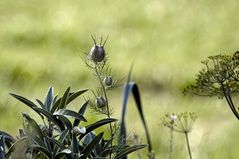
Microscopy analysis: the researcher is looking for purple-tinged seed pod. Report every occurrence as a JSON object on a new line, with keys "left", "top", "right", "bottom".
{"left": 95, "top": 96, "right": 106, "bottom": 108}
{"left": 89, "top": 45, "right": 105, "bottom": 62}
{"left": 89, "top": 36, "right": 108, "bottom": 63}
{"left": 104, "top": 76, "right": 113, "bottom": 86}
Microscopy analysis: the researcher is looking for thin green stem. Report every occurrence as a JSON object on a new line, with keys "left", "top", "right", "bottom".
{"left": 168, "top": 127, "right": 174, "bottom": 159}
{"left": 95, "top": 66, "right": 114, "bottom": 159}
{"left": 185, "top": 132, "right": 192, "bottom": 159}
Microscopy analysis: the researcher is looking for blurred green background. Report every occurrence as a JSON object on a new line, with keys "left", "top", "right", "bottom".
{"left": 1, "top": 0, "right": 239, "bottom": 158}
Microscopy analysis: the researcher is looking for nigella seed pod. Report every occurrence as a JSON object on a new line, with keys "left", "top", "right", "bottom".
{"left": 104, "top": 76, "right": 113, "bottom": 86}
{"left": 89, "top": 45, "right": 105, "bottom": 62}
{"left": 88, "top": 36, "right": 108, "bottom": 63}
{"left": 95, "top": 96, "right": 106, "bottom": 108}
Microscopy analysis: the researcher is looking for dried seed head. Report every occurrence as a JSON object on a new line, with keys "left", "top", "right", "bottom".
{"left": 95, "top": 96, "right": 106, "bottom": 108}
{"left": 104, "top": 76, "right": 113, "bottom": 86}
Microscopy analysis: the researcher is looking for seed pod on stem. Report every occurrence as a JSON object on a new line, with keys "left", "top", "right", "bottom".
{"left": 95, "top": 96, "right": 106, "bottom": 108}
{"left": 104, "top": 76, "right": 113, "bottom": 86}
{"left": 88, "top": 36, "right": 108, "bottom": 63}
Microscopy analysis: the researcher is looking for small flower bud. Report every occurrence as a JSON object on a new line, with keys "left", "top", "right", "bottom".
{"left": 104, "top": 76, "right": 113, "bottom": 86}
{"left": 89, "top": 45, "right": 105, "bottom": 62}
{"left": 95, "top": 96, "right": 106, "bottom": 108}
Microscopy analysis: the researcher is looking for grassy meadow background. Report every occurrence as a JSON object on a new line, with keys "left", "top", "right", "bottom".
{"left": 1, "top": 0, "right": 239, "bottom": 158}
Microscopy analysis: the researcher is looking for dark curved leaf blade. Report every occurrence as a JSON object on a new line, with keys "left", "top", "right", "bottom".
{"left": 73, "top": 100, "right": 89, "bottom": 127}
{"left": 48, "top": 137, "right": 65, "bottom": 150}
{"left": 0, "top": 135, "right": 5, "bottom": 159}
{"left": 81, "top": 132, "right": 104, "bottom": 159}
{"left": 35, "top": 108, "right": 64, "bottom": 130}
{"left": 51, "top": 88, "right": 87, "bottom": 114}
{"left": 120, "top": 81, "right": 153, "bottom": 154}
{"left": 52, "top": 129, "right": 70, "bottom": 156}
{"left": 59, "top": 87, "right": 71, "bottom": 109}
{"left": 44, "top": 137, "right": 52, "bottom": 153}
{"left": 31, "top": 136, "right": 46, "bottom": 149}
{"left": 56, "top": 115, "right": 72, "bottom": 130}
{"left": 101, "top": 145, "right": 119, "bottom": 157}
{"left": 72, "top": 134, "right": 78, "bottom": 155}
{"left": 0, "top": 131, "right": 15, "bottom": 147}
{"left": 31, "top": 145, "right": 52, "bottom": 158}
{"left": 10, "top": 93, "right": 38, "bottom": 109}
{"left": 51, "top": 88, "right": 87, "bottom": 113}
{"left": 114, "top": 144, "right": 147, "bottom": 159}
{"left": 79, "top": 118, "right": 117, "bottom": 140}
{"left": 53, "top": 95, "right": 58, "bottom": 105}
{"left": 36, "top": 99, "right": 44, "bottom": 109}
{"left": 54, "top": 109, "right": 87, "bottom": 122}
{"left": 51, "top": 98, "right": 61, "bottom": 113}
{"left": 83, "top": 132, "right": 96, "bottom": 145}
{"left": 102, "top": 138, "right": 113, "bottom": 153}
{"left": 55, "top": 150, "right": 72, "bottom": 159}
{"left": 59, "top": 129, "right": 70, "bottom": 143}
{"left": 44, "top": 86, "right": 54, "bottom": 111}
{"left": 67, "top": 89, "right": 88, "bottom": 105}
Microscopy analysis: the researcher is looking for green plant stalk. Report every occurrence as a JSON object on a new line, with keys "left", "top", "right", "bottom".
{"left": 95, "top": 66, "right": 114, "bottom": 159}
{"left": 168, "top": 127, "right": 174, "bottom": 159}
{"left": 137, "top": 150, "right": 142, "bottom": 159}
{"left": 185, "top": 132, "right": 192, "bottom": 159}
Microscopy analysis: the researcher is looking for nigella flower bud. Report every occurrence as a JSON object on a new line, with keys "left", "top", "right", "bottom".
{"left": 89, "top": 45, "right": 105, "bottom": 62}
{"left": 104, "top": 76, "right": 113, "bottom": 86}
{"left": 95, "top": 96, "right": 106, "bottom": 108}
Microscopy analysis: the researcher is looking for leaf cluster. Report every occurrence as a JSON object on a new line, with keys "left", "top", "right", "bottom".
{"left": 0, "top": 86, "right": 146, "bottom": 159}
